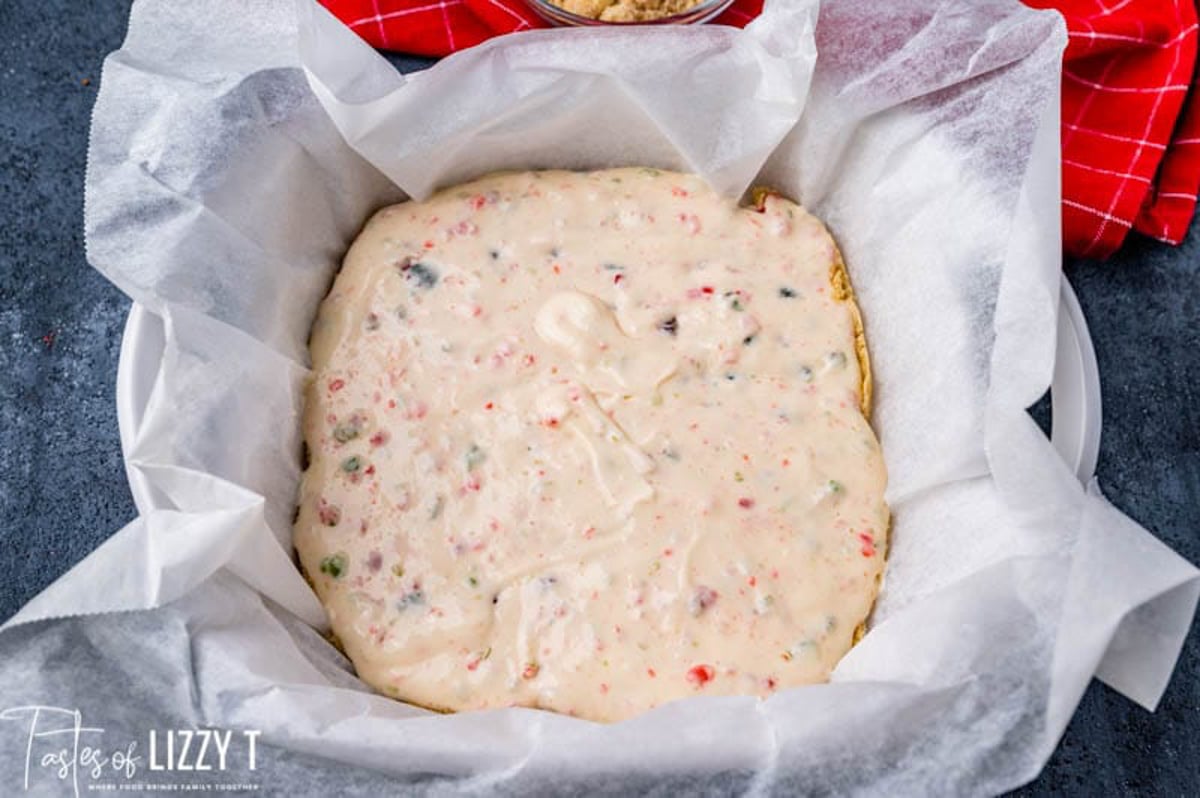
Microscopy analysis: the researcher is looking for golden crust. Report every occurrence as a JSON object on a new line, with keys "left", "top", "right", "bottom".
{"left": 828, "top": 248, "right": 872, "bottom": 418}
{"left": 748, "top": 186, "right": 872, "bottom": 417}
{"left": 750, "top": 185, "right": 888, "bottom": 648}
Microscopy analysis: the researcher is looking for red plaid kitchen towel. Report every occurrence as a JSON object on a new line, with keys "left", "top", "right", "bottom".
{"left": 322, "top": 0, "right": 1200, "bottom": 259}
{"left": 1025, "top": 0, "right": 1200, "bottom": 257}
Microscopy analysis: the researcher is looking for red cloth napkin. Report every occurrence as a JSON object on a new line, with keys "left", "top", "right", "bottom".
{"left": 1024, "top": 0, "right": 1200, "bottom": 257}
{"left": 322, "top": 0, "right": 1200, "bottom": 259}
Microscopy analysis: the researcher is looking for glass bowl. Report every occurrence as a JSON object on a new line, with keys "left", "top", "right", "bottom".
{"left": 522, "top": 0, "right": 735, "bottom": 27}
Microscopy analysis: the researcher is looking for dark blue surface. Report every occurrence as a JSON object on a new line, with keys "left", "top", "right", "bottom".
{"left": 1, "top": 1, "right": 1196, "bottom": 793}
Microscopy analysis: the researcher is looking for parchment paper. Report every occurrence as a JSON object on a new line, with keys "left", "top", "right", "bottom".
{"left": 3, "top": 0, "right": 1197, "bottom": 793}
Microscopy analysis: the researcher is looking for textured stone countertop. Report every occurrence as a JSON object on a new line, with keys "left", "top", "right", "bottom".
{"left": 1, "top": 1, "right": 1196, "bottom": 793}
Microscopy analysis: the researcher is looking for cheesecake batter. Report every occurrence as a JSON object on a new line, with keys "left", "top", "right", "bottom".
{"left": 295, "top": 169, "right": 888, "bottom": 722}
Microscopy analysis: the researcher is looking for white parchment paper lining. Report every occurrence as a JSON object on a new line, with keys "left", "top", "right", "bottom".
{"left": 7, "top": 0, "right": 1198, "bottom": 793}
